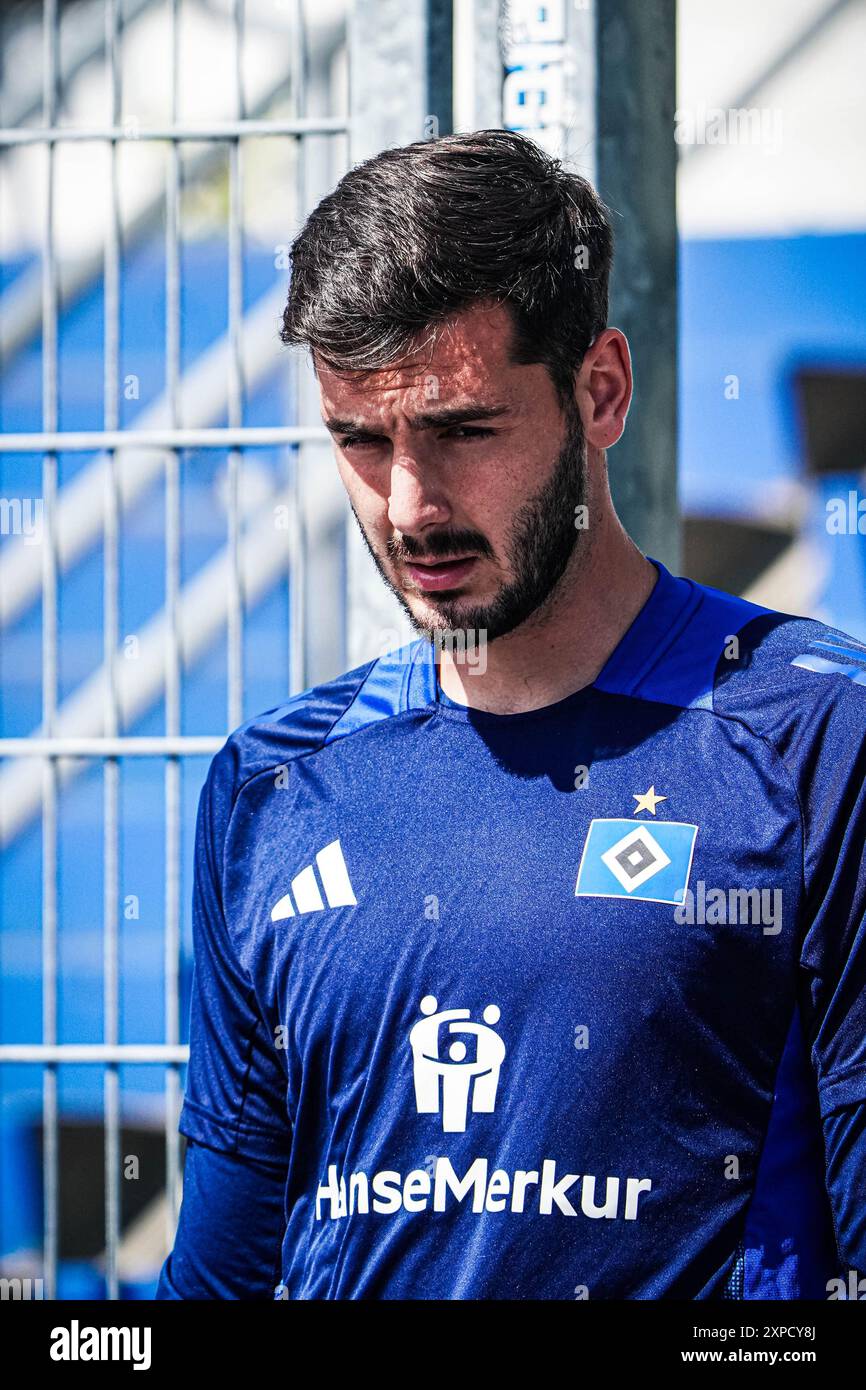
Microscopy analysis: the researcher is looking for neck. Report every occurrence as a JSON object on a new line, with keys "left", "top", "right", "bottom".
{"left": 435, "top": 499, "right": 659, "bottom": 715}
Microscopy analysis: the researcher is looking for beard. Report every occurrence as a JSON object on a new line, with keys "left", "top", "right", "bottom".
{"left": 349, "top": 403, "right": 589, "bottom": 645}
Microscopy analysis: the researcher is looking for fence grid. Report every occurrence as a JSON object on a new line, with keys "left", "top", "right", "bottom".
{"left": 0, "top": 0, "right": 346, "bottom": 1300}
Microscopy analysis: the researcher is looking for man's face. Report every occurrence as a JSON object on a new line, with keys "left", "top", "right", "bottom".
{"left": 317, "top": 301, "right": 588, "bottom": 643}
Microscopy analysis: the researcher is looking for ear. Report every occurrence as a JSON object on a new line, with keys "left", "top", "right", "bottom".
{"left": 573, "top": 328, "right": 632, "bottom": 450}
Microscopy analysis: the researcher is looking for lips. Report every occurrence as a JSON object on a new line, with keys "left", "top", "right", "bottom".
{"left": 404, "top": 556, "right": 478, "bottom": 592}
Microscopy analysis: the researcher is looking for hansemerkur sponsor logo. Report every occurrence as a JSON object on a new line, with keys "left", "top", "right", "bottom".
{"left": 315, "top": 996, "right": 654, "bottom": 1223}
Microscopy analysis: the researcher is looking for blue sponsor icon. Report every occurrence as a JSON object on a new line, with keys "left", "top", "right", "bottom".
{"left": 575, "top": 818, "right": 698, "bottom": 905}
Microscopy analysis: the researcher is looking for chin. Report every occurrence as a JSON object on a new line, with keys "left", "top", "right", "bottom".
{"left": 418, "top": 599, "right": 487, "bottom": 637}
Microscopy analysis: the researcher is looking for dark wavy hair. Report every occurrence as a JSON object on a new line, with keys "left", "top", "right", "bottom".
{"left": 280, "top": 129, "right": 614, "bottom": 409}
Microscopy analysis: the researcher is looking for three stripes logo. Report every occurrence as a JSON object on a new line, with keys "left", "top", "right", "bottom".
{"left": 271, "top": 838, "right": 357, "bottom": 921}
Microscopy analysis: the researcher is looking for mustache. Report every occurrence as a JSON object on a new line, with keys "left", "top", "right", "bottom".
{"left": 386, "top": 533, "right": 495, "bottom": 563}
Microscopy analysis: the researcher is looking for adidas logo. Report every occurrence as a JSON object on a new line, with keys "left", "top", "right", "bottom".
{"left": 271, "top": 838, "right": 357, "bottom": 920}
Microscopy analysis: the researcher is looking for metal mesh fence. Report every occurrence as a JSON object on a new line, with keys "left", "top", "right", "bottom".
{"left": 0, "top": 0, "right": 347, "bottom": 1299}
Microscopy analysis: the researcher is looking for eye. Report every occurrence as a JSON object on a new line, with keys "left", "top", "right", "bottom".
{"left": 338, "top": 435, "right": 384, "bottom": 451}
{"left": 443, "top": 426, "right": 495, "bottom": 441}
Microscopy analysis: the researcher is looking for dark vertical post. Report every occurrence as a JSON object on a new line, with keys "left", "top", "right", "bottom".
{"left": 427, "top": 0, "right": 453, "bottom": 136}
{"left": 595, "top": 0, "right": 679, "bottom": 571}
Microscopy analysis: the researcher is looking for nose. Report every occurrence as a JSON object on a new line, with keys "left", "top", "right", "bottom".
{"left": 387, "top": 453, "right": 451, "bottom": 536}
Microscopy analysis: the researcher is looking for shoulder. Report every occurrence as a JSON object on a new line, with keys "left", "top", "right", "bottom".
{"left": 610, "top": 562, "right": 866, "bottom": 747}
{"left": 203, "top": 637, "right": 437, "bottom": 820}
{"left": 712, "top": 605, "right": 866, "bottom": 755}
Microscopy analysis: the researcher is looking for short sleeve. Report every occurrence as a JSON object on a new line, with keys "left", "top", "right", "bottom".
{"left": 178, "top": 748, "right": 293, "bottom": 1164}
{"left": 797, "top": 697, "right": 866, "bottom": 1272}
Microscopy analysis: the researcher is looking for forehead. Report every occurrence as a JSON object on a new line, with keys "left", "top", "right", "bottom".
{"left": 315, "top": 301, "right": 520, "bottom": 410}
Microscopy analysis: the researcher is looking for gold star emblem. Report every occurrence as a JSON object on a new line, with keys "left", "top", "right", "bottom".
{"left": 633, "top": 785, "right": 667, "bottom": 816}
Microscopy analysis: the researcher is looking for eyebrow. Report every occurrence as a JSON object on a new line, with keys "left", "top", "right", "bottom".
{"left": 323, "top": 403, "right": 513, "bottom": 436}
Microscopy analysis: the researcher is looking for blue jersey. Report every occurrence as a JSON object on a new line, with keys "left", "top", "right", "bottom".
{"left": 158, "top": 557, "right": 866, "bottom": 1300}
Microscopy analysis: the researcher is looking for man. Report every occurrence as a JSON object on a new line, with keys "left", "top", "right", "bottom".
{"left": 157, "top": 130, "right": 866, "bottom": 1300}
